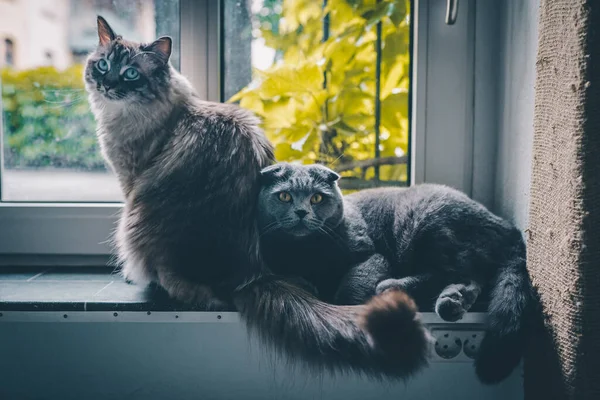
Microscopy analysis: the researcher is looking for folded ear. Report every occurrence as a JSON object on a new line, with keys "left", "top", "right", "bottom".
{"left": 97, "top": 16, "right": 117, "bottom": 46}
{"left": 260, "top": 163, "right": 292, "bottom": 185}
{"left": 144, "top": 36, "right": 172, "bottom": 64}
{"left": 310, "top": 164, "right": 340, "bottom": 183}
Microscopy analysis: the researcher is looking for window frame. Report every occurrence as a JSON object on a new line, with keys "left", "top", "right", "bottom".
{"left": 0, "top": 0, "right": 494, "bottom": 264}
{"left": 3, "top": 37, "right": 15, "bottom": 67}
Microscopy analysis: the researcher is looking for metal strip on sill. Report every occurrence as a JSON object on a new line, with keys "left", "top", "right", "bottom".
{"left": 0, "top": 311, "right": 488, "bottom": 324}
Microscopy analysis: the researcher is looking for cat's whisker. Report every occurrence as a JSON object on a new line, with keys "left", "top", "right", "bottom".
{"left": 327, "top": 153, "right": 345, "bottom": 168}
{"left": 258, "top": 222, "right": 280, "bottom": 237}
{"left": 40, "top": 89, "right": 86, "bottom": 94}
{"left": 259, "top": 221, "right": 287, "bottom": 238}
{"left": 42, "top": 100, "right": 88, "bottom": 109}
{"left": 317, "top": 226, "right": 346, "bottom": 252}
{"left": 42, "top": 94, "right": 87, "bottom": 102}
{"left": 260, "top": 225, "right": 284, "bottom": 238}
{"left": 130, "top": 50, "right": 161, "bottom": 62}
{"left": 318, "top": 223, "right": 345, "bottom": 244}
{"left": 259, "top": 217, "right": 298, "bottom": 239}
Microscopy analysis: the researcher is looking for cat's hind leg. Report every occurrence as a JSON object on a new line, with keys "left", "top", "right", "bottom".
{"left": 334, "top": 253, "right": 391, "bottom": 305}
{"left": 435, "top": 280, "right": 482, "bottom": 322}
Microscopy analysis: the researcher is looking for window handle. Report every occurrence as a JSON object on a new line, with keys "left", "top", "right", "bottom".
{"left": 445, "top": 0, "right": 459, "bottom": 25}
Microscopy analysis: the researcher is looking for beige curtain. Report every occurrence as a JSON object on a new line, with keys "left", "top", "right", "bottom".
{"left": 526, "top": 0, "right": 600, "bottom": 398}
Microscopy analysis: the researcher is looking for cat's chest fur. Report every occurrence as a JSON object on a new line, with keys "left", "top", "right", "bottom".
{"left": 262, "top": 207, "right": 374, "bottom": 301}
{"left": 95, "top": 101, "right": 185, "bottom": 198}
{"left": 100, "top": 130, "right": 158, "bottom": 185}
{"left": 262, "top": 236, "right": 361, "bottom": 302}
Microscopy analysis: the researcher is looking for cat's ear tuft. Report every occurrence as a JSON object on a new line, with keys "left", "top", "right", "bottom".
{"left": 326, "top": 170, "right": 341, "bottom": 183}
{"left": 311, "top": 165, "right": 340, "bottom": 183}
{"left": 260, "top": 164, "right": 290, "bottom": 185}
{"left": 145, "top": 36, "right": 172, "bottom": 64}
{"left": 97, "top": 16, "right": 117, "bottom": 46}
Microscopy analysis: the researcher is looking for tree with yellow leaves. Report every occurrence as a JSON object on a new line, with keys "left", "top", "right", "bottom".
{"left": 229, "top": 0, "right": 411, "bottom": 189}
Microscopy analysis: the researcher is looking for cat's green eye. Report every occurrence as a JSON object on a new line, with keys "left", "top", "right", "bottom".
{"left": 123, "top": 67, "right": 140, "bottom": 81}
{"left": 96, "top": 59, "right": 110, "bottom": 73}
{"left": 278, "top": 192, "right": 292, "bottom": 202}
{"left": 310, "top": 193, "right": 323, "bottom": 204}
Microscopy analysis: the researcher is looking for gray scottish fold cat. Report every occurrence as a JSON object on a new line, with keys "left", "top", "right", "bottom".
{"left": 258, "top": 162, "right": 535, "bottom": 384}
{"left": 84, "top": 16, "right": 430, "bottom": 380}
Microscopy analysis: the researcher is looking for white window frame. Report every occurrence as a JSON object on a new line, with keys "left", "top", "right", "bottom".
{"left": 0, "top": 0, "right": 495, "bottom": 264}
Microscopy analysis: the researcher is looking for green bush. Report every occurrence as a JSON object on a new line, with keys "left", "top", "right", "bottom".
{"left": 1, "top": 65, "right": 105, "bottom": 170}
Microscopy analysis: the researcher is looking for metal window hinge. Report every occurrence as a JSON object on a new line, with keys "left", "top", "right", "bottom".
{"left": 446, "top": 0, "right": 459, "bottom": 25}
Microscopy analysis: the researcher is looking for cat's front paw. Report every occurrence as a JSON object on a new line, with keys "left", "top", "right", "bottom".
{"left": 119, "top": 261, "right": 153, "bottom": 287}
{"left": 114, "top": 266, "right": 135, "bottom": 285}
{"left": 435, "top": 293, "right": 465, "bottom": 322}
{"left": 375, "top": 278, "right": 412, "bottom": 295}
{"left": 435, "top": 284, "right": 476, "bottom": 322}
{"left": 121, "top": 271, "right": 139, "bottom": 285}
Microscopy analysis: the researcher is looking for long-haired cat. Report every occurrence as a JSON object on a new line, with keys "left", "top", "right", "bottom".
{"left": 84, "top": 16, "right": 430, "bottom": 380}
{"left": 257, "top": 162, "right": 535, "bottom": 384}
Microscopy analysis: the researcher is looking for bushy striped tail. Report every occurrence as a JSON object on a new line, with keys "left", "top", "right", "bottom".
{"left": 234, "top": 276, "right": 431, "bottom": 380}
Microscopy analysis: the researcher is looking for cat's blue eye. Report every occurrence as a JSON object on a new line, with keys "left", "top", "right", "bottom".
{"left": 123, "top": 68, "right": 140, "bottom": 81}
{"left": 96, "top": 59, "right": 110, "bottom": 73}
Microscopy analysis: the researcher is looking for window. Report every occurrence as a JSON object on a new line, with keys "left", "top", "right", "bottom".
{"left": 4, "top": 38, "right": 14, "bottom": 67}
{"left": 223, "top": 0, "right": 411, "bottom": 191}
{"left": 0, "top": 0, "right": 180, "bottom": 202}
{"left": 0, "top": 0, "right": 491, "bottom": 260}
{"left": 44, "top": 51, "right": 54, "bottom": 66}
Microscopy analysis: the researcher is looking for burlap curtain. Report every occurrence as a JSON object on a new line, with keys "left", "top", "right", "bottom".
{"left": 526, "top": 0, "right": 600, "bottom": 398}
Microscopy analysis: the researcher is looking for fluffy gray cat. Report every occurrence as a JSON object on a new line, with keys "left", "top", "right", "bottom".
{"left": 257, "top": 162, "right": 535, "bottom": 384}
{"left": 84, "top": 16, "right": 430, "bottom": 380}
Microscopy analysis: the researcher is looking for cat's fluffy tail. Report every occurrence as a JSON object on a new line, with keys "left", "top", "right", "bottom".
{"left": 476, "top": 242, "right": 533, "bottom": 384}
{"left": 234, "top": 276, "right": 431, "bottom": 380}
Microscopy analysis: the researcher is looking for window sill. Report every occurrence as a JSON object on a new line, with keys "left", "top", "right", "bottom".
{"left": 0, "top": 267, "right": 489, "bottom": 321}
{"left": 0, "top": 266, "right": 206, "bottom": 312}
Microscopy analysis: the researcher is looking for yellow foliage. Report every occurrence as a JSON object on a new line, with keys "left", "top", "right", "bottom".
{"left": 231, "top": 0, "right": 411, "bottom": 184}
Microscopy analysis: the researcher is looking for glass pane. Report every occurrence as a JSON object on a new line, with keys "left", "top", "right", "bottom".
{"left": 223, "top": 0, "right": 412, "bottom": 191}
{"left": 0, "top": 0, "right": 180, "bottom": 202}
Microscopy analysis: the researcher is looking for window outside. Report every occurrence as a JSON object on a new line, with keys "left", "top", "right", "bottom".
{"left": 223, "top": 0, "right": 412, "bottom": 191}
{"left": 0, "top": 0, "right": 410, "bottom": 201}
{"left": 0, "top": 0, "right": 180, "bottom": 202}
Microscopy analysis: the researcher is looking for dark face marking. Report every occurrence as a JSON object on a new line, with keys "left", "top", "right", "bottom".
{"left": 258, "top": 163, "right": 344, "bottom": 239}
{"left": 84, "top": 17, "right": 172, "bottom": 104}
